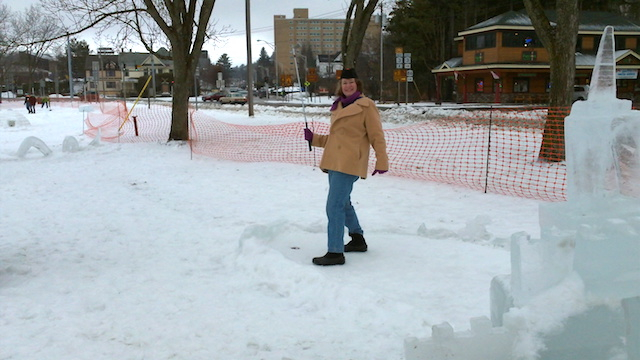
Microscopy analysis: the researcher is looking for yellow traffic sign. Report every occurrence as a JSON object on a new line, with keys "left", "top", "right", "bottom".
{"left": 393, "top": 69, "right": 407, "bottom": 82}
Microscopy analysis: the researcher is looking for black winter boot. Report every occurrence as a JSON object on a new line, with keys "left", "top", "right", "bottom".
{"left": 345, "top": 233, "right": 368, "bottom": 252}
{"left": 312, "top": 252, "right": 345, "bottom": 266}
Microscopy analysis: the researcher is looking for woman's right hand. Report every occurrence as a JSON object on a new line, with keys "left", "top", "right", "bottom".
{"left": 304, "top": 128, "right": 313, "bottom": 142}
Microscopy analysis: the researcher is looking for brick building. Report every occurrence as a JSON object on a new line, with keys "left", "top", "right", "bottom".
{"left": 273, "top": 8, "right": 381, "bottom": 85}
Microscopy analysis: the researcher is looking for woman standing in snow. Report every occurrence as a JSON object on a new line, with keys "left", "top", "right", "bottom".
{"left": 304, "top": 68, "right": 389, "bottom": 266}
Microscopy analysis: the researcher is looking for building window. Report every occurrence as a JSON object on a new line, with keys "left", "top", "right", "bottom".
{"left": 474, "top": 52, "right": 484, "bottom": 64}
{"left": 615, "top": 35, "right": 627, "bottom": 51}
{"left": 106, "top": 70, "right": 116, "bottom": 77}
{"left": 513, "top": 78, "right": 529, "bottom": 93}
{"left": 522, "top": 51, "right": 537, "bottom": 61}
{"left": 106, "top": 81, "right": 116, "bottom": 89}
{"left": 475, "top": 78, "right": 484, "bottom": 92}
{"left": 465, "top": 32, "right": 496, "bottom": 50}
{"left": 502, "top": 31, "right": 540, "bottom": 47}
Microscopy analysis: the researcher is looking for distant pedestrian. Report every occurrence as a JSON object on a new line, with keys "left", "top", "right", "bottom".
{"left": 28, "top": 95, "right": 37, "bottom": 113}
{"left": 41, "top": 96, "right": 50, "bottom": 109}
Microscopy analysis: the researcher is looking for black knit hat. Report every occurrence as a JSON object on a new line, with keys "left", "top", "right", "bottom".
{"left": 340, "top": 68, "right": 358, "bottom": 79}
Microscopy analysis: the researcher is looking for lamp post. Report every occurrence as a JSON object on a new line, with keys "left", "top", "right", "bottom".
{"left": 294, "top": 51, "right": 308, "bottom": 94}
{"left": 299, "top": 54, "right": 307, "bottom": 84}
{"left": 257, "top": 39, "right": 278, "bottom": 92}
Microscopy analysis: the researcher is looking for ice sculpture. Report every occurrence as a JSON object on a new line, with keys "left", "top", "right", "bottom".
{"left": 16, "top": 136, "right": 52, "bottom": 158}
{"left": 406, "top": 26, "right": 639, "bottom": 360}
{"left": 509, "top": 25, "right": 640, "bottom": 359}
{"left": 62, "top": 136, "right": 80, "bottom": 152}
{"left": 542, "top": 25, "right": 639, "bottom": 301}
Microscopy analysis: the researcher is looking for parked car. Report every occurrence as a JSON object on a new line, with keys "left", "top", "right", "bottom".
{"left": 202, "top": 91, "right": 226, "bottom": 102}
{"left": 219, "top": 91, "right": 248, "bottom": 105}
{"left": 573, "top": 85, "right": 590, "bottom": 101}
{"left": 256, "top": 88, "right": 268, "bottom": 98}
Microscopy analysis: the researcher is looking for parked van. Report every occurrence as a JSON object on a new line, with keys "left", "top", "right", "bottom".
{"left": 573, "top": 85, "right": 590, "bottom": 101}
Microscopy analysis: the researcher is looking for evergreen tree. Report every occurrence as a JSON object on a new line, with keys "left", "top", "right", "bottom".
{"left": 68, "top": 38, "right": 90, "bottom": 79}
{"left": 216, "top": 54, "right": 232, "bottom": 84}
{"left": 256, "top": 47, "right": 272, "bottom": 85}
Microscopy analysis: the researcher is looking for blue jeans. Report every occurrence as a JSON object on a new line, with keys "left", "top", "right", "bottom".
{"left": 326, "top": 170, "right": 363, "bottom": 253}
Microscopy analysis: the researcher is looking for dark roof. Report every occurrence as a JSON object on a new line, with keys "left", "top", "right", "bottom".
{"left": 465, "top": 9, "right": 640, "bottom": 33}
{"left": 317, "top": 52, "right": 341, "bottom": 62}
{"left": 85, "top": 54, "right": 120, "bottom": 69}
{"left": 433, "top": 50, "right": 640, "bottom": 71}
{"left": 119, "top": 52, "right": 149, "bottom": 68}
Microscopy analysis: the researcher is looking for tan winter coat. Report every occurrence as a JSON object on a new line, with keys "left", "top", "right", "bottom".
{"left": 310, "top": 96, "right": 389, "bottom": 179}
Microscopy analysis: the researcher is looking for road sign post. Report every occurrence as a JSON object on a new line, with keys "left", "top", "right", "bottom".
{"left": 394, "top": 48, "right": 412, "bottom": 104}
{"left": 404, "top": 53, "right": 411, "bottom": 104}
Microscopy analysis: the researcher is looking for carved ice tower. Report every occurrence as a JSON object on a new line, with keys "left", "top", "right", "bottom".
{"left": 406, "top": 26, "right": 640, "bottom": 360}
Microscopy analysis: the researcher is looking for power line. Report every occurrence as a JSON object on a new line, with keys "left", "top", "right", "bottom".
{"left": 215, "top": 9, "right": 349, "bottom": 39}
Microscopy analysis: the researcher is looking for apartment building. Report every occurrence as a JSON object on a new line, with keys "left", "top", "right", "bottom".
{"left": 273, "top": 8, "right": 381, "bottom": 84}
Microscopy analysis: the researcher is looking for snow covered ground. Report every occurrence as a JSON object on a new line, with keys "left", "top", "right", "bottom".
{"left": 1, "top": 101, "right": 541, "bottom": 359}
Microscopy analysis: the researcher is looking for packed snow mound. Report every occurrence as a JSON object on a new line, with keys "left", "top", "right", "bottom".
{"left": 2, "top": 109, "right": 31, "bottom": 128}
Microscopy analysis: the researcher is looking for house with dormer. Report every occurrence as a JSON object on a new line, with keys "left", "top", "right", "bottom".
{"left": 432, "top": 10, "right": 640, "bottom": 104}
{"left": 84, "top": 47, "right": 175, "bottom": 98}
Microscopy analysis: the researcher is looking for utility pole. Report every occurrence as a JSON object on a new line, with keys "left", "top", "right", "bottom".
{"left": 379, "top": 1, "right": 384, "bottom": 102}
{"left": 245, "top": 0, "right": 254, "bottom": 116}
{"left": 67, "top": 35, "right": 73, "bottom": 100}
{"left": 151, "top": 52, "right": 156, "bottom": 99}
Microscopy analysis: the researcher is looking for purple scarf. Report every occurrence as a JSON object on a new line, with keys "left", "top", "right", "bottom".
{"left": 330, "top": 91, "right": 362, "bottom": 111}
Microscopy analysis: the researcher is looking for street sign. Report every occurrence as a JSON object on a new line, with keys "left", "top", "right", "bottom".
{"left": 281, "top": 74, "right": 293, "bottom": 86}
{"left": 307, "top": 68, "right": 318, "bottom": 82}
{"left": 395, "top": 52, "right": 412, "bottom": 81}
{"left": 393, "top": 69, "right": 407, "bottom": 82}
{"left": 396, "top": 54, "right": 404, "bottom": 69}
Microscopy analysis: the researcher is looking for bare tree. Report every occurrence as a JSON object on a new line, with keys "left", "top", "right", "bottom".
{"left": 523, "top": 0, "right": 579, "bottom": 161}
{"left": 0, "top": 2, "right": 10, "bottom": 47}
{"left": 11, "top": 5, "right": 61, "bottom": 94}
{"left": 341, "top": 0, "right": 380, "bottom": 69}
{"left": 48, "top": 0, "right": 217, "bottom": 141}
{"left": 0, "top": 3, "right": 13, "bottom": 68}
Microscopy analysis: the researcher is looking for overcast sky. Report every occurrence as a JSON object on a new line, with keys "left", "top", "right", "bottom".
{"left": 3, "top": 0, "right": 390, "bottom": 66}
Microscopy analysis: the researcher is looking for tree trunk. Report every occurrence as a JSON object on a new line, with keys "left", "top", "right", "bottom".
{"left": 342, "top": 0, "right": 380, "bottom": 68}
{"left": 168, "top": 49, "right": 194, "bottom": 141}
{"left": 523, "top": 0, "right": 579, "bottom": 162}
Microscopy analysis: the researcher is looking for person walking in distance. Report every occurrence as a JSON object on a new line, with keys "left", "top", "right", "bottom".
{"left": 41, "top": 95, "right": 50, "bottom": 109}
{"left": 24, "top": 95, "right": 30, "bottom": 113}
{"left": 303, "top": 68, "right": 389, "bottom": 266}
{"left": 28, "top": 95, "right": 37, "bottom": 114}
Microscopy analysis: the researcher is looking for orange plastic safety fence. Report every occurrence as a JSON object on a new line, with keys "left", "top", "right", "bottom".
{"left": 83, "top": 102, "right": 571, "bottom": 202}
{"left": 381, "top": 107, "right": 568, "bottom": 201}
